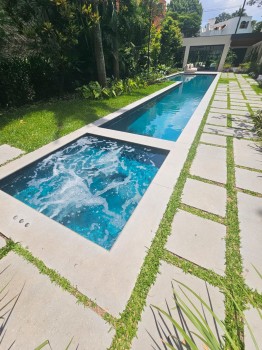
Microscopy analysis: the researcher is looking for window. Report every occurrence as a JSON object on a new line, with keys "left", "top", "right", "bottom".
{"left": 240, "top": 21, "right": 249, "bottom": 29}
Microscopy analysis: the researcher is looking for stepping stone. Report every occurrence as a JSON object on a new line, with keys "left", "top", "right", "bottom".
{"left": 166, "top": 211, "right": 226, "bottom": 274}
{"left": 210, "top": 108, "right": 249, "bottom": 116}
{"left": 204, "top": 125, "right": 256, "bottom": 139}
{"left": 238, "top": 193, "right": 262, "bottom": 293}
{"left": 0, "top": 252, "right": 114, "bottom": 349}
{"left": 211, "top": 101, "right": 228, "bottom": 109}
{"left": 132, "top": 262, "right": 225, "bottom": 350}
{"left": 229, "top": 105, "right": 249, "bottom": 112}
{"left": 206, "top": 112, "right": 227, "bottom": 126}
{"left": 229, "top": 94, "right": 245, "bottom": 100}
{"left": 244, "top": 307, "right": 262, "bottom": 349}
{"left": 214, "top": 95, "right": 227, "bottom": 101}
{"left": 190, "top": 144, "right": 227, "bottom": 184}
{"left": 230, "top": 101, "right": 247, "bottom": 107}
{"left": 0, "top": 144, "right": 24, "bottom": 165}
{"left": 231, "top": 119, "right": 254, "bottom": 130}
{"left": 201, "top": 133, "right": 227, "bottom": 147}
{"left": 236, "top": 167, "right": 262, "bottom": 194}
{"left": 249, "top": 102, "right": 262, "bottom": 108}
{"left": 182, "top": 178, "right": 226, "bottom": 216}
{"left": 234, "top": 139, "right": 262, "bottom": 171}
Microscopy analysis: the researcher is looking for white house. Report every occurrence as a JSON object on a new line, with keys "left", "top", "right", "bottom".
{"left": 181, "top": 16, "right": 262, "bottom": 72}
{"left": 200, "top": 16, "right": 253, "bottom": 36}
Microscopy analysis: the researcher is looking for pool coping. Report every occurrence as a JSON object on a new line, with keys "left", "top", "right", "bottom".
{"left": 0, "top": 72, "right": 220, "bottom": 317}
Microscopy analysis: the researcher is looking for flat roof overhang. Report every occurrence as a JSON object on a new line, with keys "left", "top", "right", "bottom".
{"left": 231, "top": 33, "right": 262, "bottom": 47}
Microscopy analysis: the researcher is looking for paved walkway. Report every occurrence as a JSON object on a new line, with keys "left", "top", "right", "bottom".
{"left": 133, "top": 74, "right": 262, "bottom": 349}
{"left": 0, "top": 144, "right": 24, "bottom": 165}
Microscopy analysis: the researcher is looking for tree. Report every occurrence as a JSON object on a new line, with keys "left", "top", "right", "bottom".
{"left": 174, "top": 13, "right": 201, "bottom": 37}
{"left": 167, "top": 0, "right": 202, "bottom": 37}
{"left": 253, "top": 21, "right": 262, "bottom": 32}
{"left": 215, "top": 12, "right": 232, "bottom": 23}
{"left": 215, "top": 8, "right": 247, "bottom": 24}
{"left": 248, "top": 0, "right": 262, "bottom": 5}
{"left": 159, "top": 16, "right": 182, "bottom": 66}
{"left": 168, "top": 0, "right": 202, "bottom": 17}
{"left": 231, "top": 8, "right": 247, "bottom": 17}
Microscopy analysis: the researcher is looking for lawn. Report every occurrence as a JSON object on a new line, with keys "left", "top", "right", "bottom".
{"left": 251, "top": 84, "right": 262, "bottom": 94}
{"left": 0, "top": 81, "right": 172, "bottom": 153}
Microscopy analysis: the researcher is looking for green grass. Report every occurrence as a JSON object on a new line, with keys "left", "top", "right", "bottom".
{"left": 219, "top": 78, "right": 237, "bottom": 84}
{"left": 0, "top": 81, "right": 172, "bottom": 153}
{"left": 251, "top": 84, "right": 262, "bottom": 95}
{"left": 224, "top": 136, "right": 245, "bottom": 348}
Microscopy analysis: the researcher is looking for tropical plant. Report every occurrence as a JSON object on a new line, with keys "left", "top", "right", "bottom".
{"left": 153, "top": 279, "right": 262, "bottom": 350}
{"left": 251, "top": 109, "right": 262, "bottom": 137}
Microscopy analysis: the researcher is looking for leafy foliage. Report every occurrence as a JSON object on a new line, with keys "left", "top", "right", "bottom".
{"left": 167, "top": 0, "right": 202, "bottom": 37}
{"left": 215, "top": 8, "right": 248, "bottom": 23}
{"left": 159, "top": 16, "right": 182, "bottom": 66}
{"left": 251, "top": 109, "right": 262, "bottom": 137}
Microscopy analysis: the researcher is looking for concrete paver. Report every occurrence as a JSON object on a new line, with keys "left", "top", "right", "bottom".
{"left": 166, "top": 210, "right": 226, "bottom": 274}
{"left": 182, "top": 178, "right": 227, "bottom": 217}
{"left": 238, "top": 192, "right": 262, "bottom": 293}
{"left": 190, "top": 144, "right": 227, "bottom": 184}
{"left": 204, "top": 124, "right": 256, "bottom": 138}
{"left": 210, "top": 107, "right": 250, "bottom": 116}
{"left": 206, "top": 112, "right": 227, "bottom": 126}
{"left": 0, "top": 252, "right": 114, "bottom": 349}
{"left": 200, "top": 133, "right": 227, "bottom": 146}
{"left": 236, "top": 167, "right": 262, "bottom": 194}
{"left": 132, "top": 262, "right": 225, "bottom": 350}
{"left": 211, "top": 101, "right": 228, "bottom": 109}
{"left": 244, "top": 307, "right": 262, "bottom": 350}
{"left": 0, "top": 144, "right": 24, "bottom": 165}
{"left": 234, "top": 139, "right": 262, "bottom": 171}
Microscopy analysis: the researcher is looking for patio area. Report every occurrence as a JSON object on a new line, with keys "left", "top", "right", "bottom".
{"left": 0, "top": 73, "right": 261, "bottom": 349}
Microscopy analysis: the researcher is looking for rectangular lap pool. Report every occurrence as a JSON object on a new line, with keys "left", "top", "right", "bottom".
{"left": 101, "top": 74, "right": 215, "bottom": 141}
{"left": 0, "top": 135, "right": 167, "bottom": 250}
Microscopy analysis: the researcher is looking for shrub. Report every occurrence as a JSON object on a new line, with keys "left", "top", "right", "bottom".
{"left": 76, "top": 77, "right": 147, "bottom": 100}
{"left": 251, "top": 109, "right": 262, "bottom": 137}
{"left": 239, "top": 62, "right": 251, "bottom": 73}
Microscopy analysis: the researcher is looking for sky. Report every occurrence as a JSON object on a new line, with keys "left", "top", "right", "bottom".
{"left": 200, "top": 0, "right": 262, "bottom": 25}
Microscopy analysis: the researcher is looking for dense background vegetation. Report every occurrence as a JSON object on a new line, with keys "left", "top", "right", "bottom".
{"left": 0, "top": 0, "right": 200, "bottom": 108}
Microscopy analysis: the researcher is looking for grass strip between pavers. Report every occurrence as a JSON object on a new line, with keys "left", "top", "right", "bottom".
{"left": 224, "top": 136, "right": 245, "bottom": 349}
{"left": 163, "top": 249, "right": 224, "bottom": 289}
{"left": 108, "top": 78, "right": 218, "bottom": 350}
{"left": 180, "top": 203, "right": 226, "bottom": 225}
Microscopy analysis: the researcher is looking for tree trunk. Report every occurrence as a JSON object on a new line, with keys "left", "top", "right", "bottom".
{"left": 93, "top": 3, "right": 107, "bottom": 86}
{"left": 112, "top": 35, "right": 120, "bottom": 79}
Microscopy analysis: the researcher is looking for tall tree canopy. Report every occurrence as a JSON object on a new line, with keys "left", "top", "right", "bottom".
{"left": 167, "top": 0, "right": 203, "bottom": 37}
{"left": 215, "top": 8, "right": 248, "bottom": 23}
{"left": 168, "top": 0, "right": 202, "bottom": 17}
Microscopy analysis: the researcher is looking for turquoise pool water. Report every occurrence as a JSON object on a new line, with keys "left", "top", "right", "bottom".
{"left": 0, "top": 135, "right": 167, "bottom": 250}
{"left": 102, "top": 74, "right": 215, "bottom": 141}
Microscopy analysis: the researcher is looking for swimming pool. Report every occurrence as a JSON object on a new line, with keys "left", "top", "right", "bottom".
{"left": 0, "top": 135, "right": 167, "bottom": 250}
{"left": 101, "top": 74, "right": 215, "bottom": 141}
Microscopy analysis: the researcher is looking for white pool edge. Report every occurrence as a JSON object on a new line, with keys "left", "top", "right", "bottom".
{"left": 0, "top": 72, "right": 220, "bottom": 317}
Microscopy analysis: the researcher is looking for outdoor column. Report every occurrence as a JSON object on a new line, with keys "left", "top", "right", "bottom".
{"left": 183, "top": 45, "right": 190, "bottom": 68}
{"left": 218, "top": 37, "right": 231, "bottom": 71}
